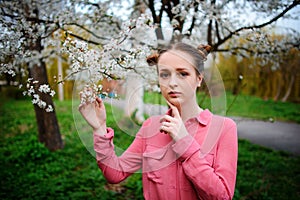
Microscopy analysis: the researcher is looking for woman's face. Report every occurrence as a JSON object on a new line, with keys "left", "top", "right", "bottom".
{"left": 157, "top": 50, "right": 202, "bottom": 107}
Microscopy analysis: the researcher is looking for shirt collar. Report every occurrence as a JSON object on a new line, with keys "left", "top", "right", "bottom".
{"left": 196, "top": 109, "right": 212, "bottom": 126}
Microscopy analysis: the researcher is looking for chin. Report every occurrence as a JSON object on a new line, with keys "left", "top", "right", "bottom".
{"left": 166, "top": 98, "right": 182, "bottom": 107}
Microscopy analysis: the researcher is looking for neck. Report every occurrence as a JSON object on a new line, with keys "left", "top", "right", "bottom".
{"left": 179, "top": 99, "right": 203, "bottom": 122}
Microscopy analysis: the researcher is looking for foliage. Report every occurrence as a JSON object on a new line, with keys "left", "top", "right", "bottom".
{"left": 1, "top": 98, "right": 299, "bottom": 199}
{"left": 225, "top": 92, "right": 300, "bottom": 123}
{"left": 217, "top": 36, "right": 300, "bottom": 102}
{"left": 234, "top": 139, "right": 300, "bottom": 200}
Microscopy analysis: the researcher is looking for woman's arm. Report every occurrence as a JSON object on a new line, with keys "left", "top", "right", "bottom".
{"left": 94, "top": 127, "right": 145, "bottom": 183}
{"left": 79, "top": 94, "right": 145, "bottom": 183}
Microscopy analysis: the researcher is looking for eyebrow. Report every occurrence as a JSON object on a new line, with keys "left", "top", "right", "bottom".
{"left": 158, "top": 67, "right": 191, "bottom": 71}
{"left": 176, "top": 68, "right": 190, "bottom": 71}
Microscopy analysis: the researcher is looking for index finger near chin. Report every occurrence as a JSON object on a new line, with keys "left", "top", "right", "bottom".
{"left": 166, "top": 100, "right": 180, "bottom": 117}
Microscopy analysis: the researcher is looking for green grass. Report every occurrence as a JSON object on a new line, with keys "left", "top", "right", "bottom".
{"left": 144, "top": 91, "right": 300, "bottom": 123}
{"left": 0, "top": 98, "right": 299, "bottom": 199}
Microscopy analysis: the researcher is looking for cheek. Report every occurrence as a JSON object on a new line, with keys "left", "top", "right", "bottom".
{"left": 180, "top": 82, "right": 198, "bottom": 97}
{"left": 159, "top": 83, "right": 167, "bottom": 94}
{"left": 158, "top": 79, "right": 167, "bottom": 89}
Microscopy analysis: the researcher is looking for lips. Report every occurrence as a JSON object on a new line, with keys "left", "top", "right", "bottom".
{"left": 168, "top": 91, "right": 181, "bottom": 97}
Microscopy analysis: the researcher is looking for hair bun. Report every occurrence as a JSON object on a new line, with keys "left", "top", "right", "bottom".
{"left": 146, "top": 52, "right": 159, "bottom": 66}
{"left": 197, "top": 44, "right": 212, "bottom": 60}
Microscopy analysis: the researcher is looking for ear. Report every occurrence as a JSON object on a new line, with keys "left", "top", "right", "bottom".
{"left": 197, "top": 74, "right": 203, "bottom": 87}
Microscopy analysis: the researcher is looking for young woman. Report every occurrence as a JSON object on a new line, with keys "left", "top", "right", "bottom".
{"left": 79, "top": 42, "right": 238, "bottom": 200}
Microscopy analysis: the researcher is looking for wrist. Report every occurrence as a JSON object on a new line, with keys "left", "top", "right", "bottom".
{"left": 93, "top": 126, "right": 107, "bottom": 136}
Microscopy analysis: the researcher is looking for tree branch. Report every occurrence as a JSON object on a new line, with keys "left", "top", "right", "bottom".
{"left": 148, "top": 0, "right": 158, "bottom": 23}
{"left": 64, "top": 22, "right": 111, "bottom": 41}
{"left": 187, "top": 2, "right": 199, "bottom": 37}
{"left": 215, "top": 20, "right": 221, "bottom": 42}
{"left": 214, "top": 0, "right": 300, "bottom": 50}
{"left": 61, "top": 29, "right": 101, "bottom": 45}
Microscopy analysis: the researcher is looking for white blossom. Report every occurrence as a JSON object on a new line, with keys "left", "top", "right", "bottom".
{"left": 50, "top": 90, "right": 56, "bottom": 97}
{"left": 38, "top": 84, "right": 51, "bottom": 93}
{"left": 45, "top": 105, "right": 54, "bottom": 112}
{"left": 28, "top": 87, "right": 35, "bottom": 95}
{"left": 37, "top": 100, "right": 47, "bottom": 109}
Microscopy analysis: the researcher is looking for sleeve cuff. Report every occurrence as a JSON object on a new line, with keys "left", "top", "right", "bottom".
{"left": 172, "top": 135, "right": 201, "bottom": 162}
{"left": 94, "top": 127, "right": 114, "bottom": 152}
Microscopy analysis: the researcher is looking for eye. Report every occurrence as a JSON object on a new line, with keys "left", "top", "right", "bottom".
{"left": 159, "top": 72, "right": 170, "bottom": 79}
{"left": 177, "top": 71, "right": 189, "bottom": 78}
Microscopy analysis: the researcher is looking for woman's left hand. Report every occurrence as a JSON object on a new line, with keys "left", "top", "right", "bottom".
{"left": 159, "top": 101, "right": 189, "bottom": 141}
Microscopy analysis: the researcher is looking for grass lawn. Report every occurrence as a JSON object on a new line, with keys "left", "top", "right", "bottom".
{"left": 0, "top": 97, "right": 299, "bottom": 199}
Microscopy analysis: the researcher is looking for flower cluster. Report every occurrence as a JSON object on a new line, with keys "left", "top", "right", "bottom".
{"left": 80, "top": 86, "right": 97, "bottom": 105}
{"left": 22, "top": 78, "right": 56, "bottom": 112}
{"left": 79, "top": 83, "right": 118, "bottom": 105}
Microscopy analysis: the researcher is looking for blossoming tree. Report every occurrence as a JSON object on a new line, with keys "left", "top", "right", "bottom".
{"left": 0, "top": 0, "right": 158, "bottom": 150}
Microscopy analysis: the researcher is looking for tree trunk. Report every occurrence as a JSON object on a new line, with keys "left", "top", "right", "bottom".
{"left": 28, "top": 61, "right": 64, "bottom": 151}
{"left": 27, "top": 35, "right": 64, "bottom": 151}
{"left": 281, "top": 74, "right": 295, "bottom": 102}
{"left": 22, "top": 2, "right": 63, "bottom": 151}
{"left": 273, "top": 76, "right": 282, "bottom": 101}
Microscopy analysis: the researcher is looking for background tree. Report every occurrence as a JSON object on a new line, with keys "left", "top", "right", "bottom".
{"left": 217, "top": 32, "right": 300, "bottom": 102}
{"left": 0, "top": 0, "right": 127, "bottom": 150}
{"left": 0, "top": 0, "right": 156, "bottom": 150}
{"left": 146, "top": 0, "right": 299, "bottom": 50}
{"left": 0, "top": 0, "right": 70, "bottom": 150}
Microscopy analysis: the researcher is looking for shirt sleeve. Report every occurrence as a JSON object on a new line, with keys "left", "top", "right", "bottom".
{"left": 94, "top": 125, "right": 145, "bottom": 184}
{"left": 172, "top": 118, "right": 238, "bottom": 200}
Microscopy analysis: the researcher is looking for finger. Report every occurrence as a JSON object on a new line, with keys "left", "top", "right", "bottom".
{"left": 78, "top": 102, "right": 87, "bottom": 112}
{"left": 95, "top": 96, "right": 102, "bottom": 105}
{"left": 160, "top": 115, "right": 174, "bottom": 123}
{"left": 162, "top": 121, "right": 171, "bottom": 127}
{"left": 96, "top": 96, "right": 106, "bottom": 108}
{"left": 160, "top": 125, "right": 169, "bottom": 134}
{"left": 166, "top": 100, "right": 180, "bottom": 118}
{"left": 78, "top": 103, "right": 84, "bottom": 111}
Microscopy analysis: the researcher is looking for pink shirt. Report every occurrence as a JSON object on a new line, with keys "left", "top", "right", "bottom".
{"left": 94, "top": 109, "right": 238, "bottom": 200}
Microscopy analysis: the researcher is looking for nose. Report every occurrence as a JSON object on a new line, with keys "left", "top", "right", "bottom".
{"left": 169, "top": 74, "right": 178, "bottom": 88}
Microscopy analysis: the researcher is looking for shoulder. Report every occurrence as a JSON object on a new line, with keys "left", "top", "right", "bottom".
{"left": 223, "top": 116, "right": 237, "bottom": 128}
{"left": 211, "top": 113, "right": 236, "bottom": 127}
{"left": 209, "top": 114, "right": 237, "bottom": 139}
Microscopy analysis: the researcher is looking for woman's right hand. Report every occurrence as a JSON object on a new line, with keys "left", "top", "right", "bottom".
{"left": 79, "top": 96, "right": 107, "bottom": 135}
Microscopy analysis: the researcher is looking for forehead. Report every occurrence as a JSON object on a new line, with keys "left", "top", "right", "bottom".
{"left": 158, "top": 50, "right": 195, "bottom": 70}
